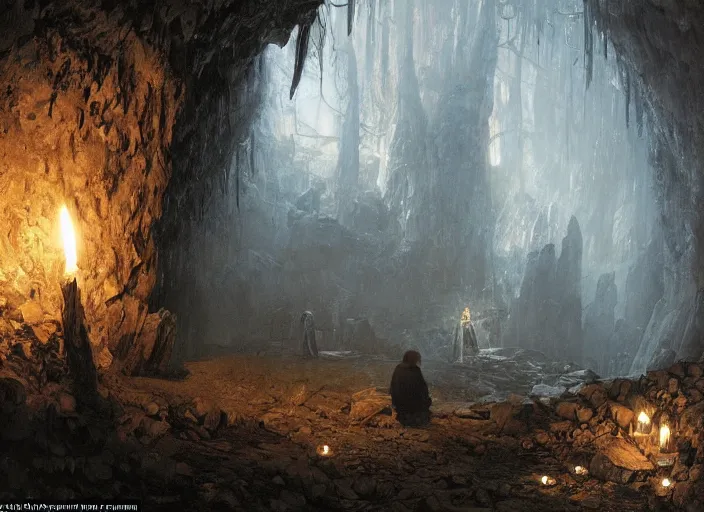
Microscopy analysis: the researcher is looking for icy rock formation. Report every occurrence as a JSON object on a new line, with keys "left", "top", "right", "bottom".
{"left": 583, "top": 272, "right": 617, "bottom": 375}
{"left": 505, "top": 217, "right": 583, "bottom": 362}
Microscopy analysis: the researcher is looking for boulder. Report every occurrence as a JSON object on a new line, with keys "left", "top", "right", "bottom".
{"left": 608, "top": 403, "right": 634, "bottom": 430}
{"left": 594, "top": 436, "right": 654, "bottom": 472}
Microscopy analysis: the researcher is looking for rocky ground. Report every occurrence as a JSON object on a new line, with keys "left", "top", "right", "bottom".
{"left": 0, "top": 334, "right": 702, "bottom": 511}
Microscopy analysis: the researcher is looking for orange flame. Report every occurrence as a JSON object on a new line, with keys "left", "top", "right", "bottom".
{"left": 59, "top": 206, "right": 77, "bottom": 275}
{"left": 659, "top": 424, "right": 671, "bottom": 448}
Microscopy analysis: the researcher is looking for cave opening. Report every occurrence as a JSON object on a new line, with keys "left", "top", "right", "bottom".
{"left": 0, "top": 0, "right": 703, "bottom": 510}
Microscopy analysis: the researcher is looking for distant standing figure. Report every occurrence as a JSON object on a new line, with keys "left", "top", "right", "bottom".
{"left": 453, "top": 306, "right": 479, "bottom": 362}
{"left": 390, "top": 350, "right": 432, "bottom": 427}
{"left": 300, "top": 311, "right": 319, "bottom": 358}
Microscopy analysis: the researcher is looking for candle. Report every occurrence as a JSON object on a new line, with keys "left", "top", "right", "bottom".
{"left": 659, "top": 424, "right": 672, "bottom": 451}
{"left": 661, "top": 478, "right": 671, "bottom": 488}
{"left": 635, "top": 411, "right": 652, "bottom": 434}
{"left": 316, "top": 444, "right": 333, "bottom": 457}
{"left": 540, "top": 475, "right": 556, "bottom": 486}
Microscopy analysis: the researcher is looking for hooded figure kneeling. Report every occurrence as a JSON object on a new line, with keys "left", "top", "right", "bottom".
{"left": 390, "top": 350, "right": 432, "bottom": 427}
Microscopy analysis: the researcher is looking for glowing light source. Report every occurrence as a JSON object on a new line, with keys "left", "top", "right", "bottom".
{"left": 635, "top": 411, "right": 652, "bottom": 434}
{"left": 59, "top": 206, "right": 77, "bottom": 275}
{"left": 540, "top": 475, "right": 556, "bottom": 486}
{"left": 316, "top": 444, "right": 333, "bottom": 457}
{"left": 661, "top": 478, "right": 671, "bottom": 488}
{"left": 574, "top": 466, "right": 587, "bottom": 476}
{"left": 659, "top": 424, "right": 671, "bottom": 449}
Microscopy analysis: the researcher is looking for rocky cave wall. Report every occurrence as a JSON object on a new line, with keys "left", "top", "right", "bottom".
{"left": 586, "top": 1, "right": 704, "bottom": 369}
{"left": 0, "top": 0, "right": 322, "bottom": 374}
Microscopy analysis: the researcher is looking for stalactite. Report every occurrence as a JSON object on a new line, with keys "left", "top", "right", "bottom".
{"left": 290, "top": 12, "right": 317, "bottom": 99}
{"left": 348, "top": 0, "right": 355, "bottom": 35}
{"left": 583, "top": 0, "right": 594, "bottom": 89}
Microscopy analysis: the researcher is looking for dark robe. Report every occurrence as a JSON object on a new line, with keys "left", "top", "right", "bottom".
{"left": 390, "top": 362, "right": 431, "bottom": 426}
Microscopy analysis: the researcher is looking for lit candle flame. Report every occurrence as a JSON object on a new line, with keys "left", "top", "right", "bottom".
{"left": 541, "top": 475, "right": 548, "bottom": 485}
{"left": 574, "top": 466, "right": 587, "bottom": 475}
{"left": 662, "top": 478, "right": 671, "bottom": 488}
{"left": 637, "top": 411, "right": 650, "bottom": 425}
{"left": 59, "top": 206, "right": 77, "bottom": 276}
{"left": 322, "top": 445, "right": 329, "bottom": 455}
{"left": 659, "top": 424, "right": 671, "bottom": 448}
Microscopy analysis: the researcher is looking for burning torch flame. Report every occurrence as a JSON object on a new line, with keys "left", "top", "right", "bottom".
{"left": 660, "top": 424, "right": 671, "bottom": 449}
{"left": 637, "top": 411, "right": 650, "bottom": 425}
{"left": 59, "top": 206, "right": 77, "bottom": 275}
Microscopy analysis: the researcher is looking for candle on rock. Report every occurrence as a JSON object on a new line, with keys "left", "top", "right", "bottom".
{"left": 58, "top": 205, "right": 97, "bottom": 400}
{"left": 316, "top": 444, "right": 333, "bottom": 457}
{"left": 635, "top": 411, "right": 652, "bottom": 435}
{"left": 540, "top": 475, "right": 556, "bottom": 486}
{"left": 659, "top": 424, "right": 673, "bottom": 452}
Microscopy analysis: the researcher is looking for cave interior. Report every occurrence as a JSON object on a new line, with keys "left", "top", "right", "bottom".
{"left": 0, "top": 0, "right": 703, "bottom": 510}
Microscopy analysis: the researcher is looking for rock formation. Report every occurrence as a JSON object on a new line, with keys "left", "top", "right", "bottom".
{"left": 583, "top": 272, "right": 618, "bottom": 375}
{"left": 505, "top": 217, "right": 583, "bottom": 363}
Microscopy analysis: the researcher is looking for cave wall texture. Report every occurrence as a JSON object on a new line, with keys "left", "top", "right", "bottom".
{"left": 585, "top": 1, "right": 704, "bottom": 369}
{"left": 0, "top": 0, "right": 321, "bottom": 374}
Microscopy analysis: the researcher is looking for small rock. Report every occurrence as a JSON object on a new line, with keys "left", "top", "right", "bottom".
{"left": 451, "top": 475, "right": 467, "bottom": 486}
{"left": 58, "top": 393, "right": 76, "bottom": 415}
{"left": 203, "top": 409, "right": 222, "bottom": 432}
{"left": 668, "top": 378, "right": 679, "bottom": 395}
{"left": 608, "top": 402, "right": 634, "bottom": 429}
{"left": 31, "top": 326, "right": 51, "bottom": 343}
{"left": 688, "top": 364, "right": 703, "bottom": 379}
{"left": 334, "top": 479, "right": 359, "bottom": 500}
{"left": 140, "top": 417, "right": 170, "bottom": 439}
{"left": 191, "top": 397, "right": 211, "bottom": 419}
{"left": 556, "top": 402, "right": 578, "bottom": 421}
{"left": 144, "top": 402, "right": 160, "bottom": 417}
{"left": 352, "top": 475, "right": 376, "bottom": 498}
{"left": 576, "top": 406, "right": 594, "bottom": 423}
{"left": 535, "top": 431, "right": 550, "bottom": 445}
{"left": 272, "top": 475, "right": 285, "bottom": 486}
{"left": 19, "top": 301, "right": 43, "bottom": 324}
{"left": 521, "top": 439, "right": 534, "bottom": 450}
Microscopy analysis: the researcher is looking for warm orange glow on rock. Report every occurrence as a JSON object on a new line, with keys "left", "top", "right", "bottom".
{"left": 59, "top": 206, "right": 78, "bottom": 275}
